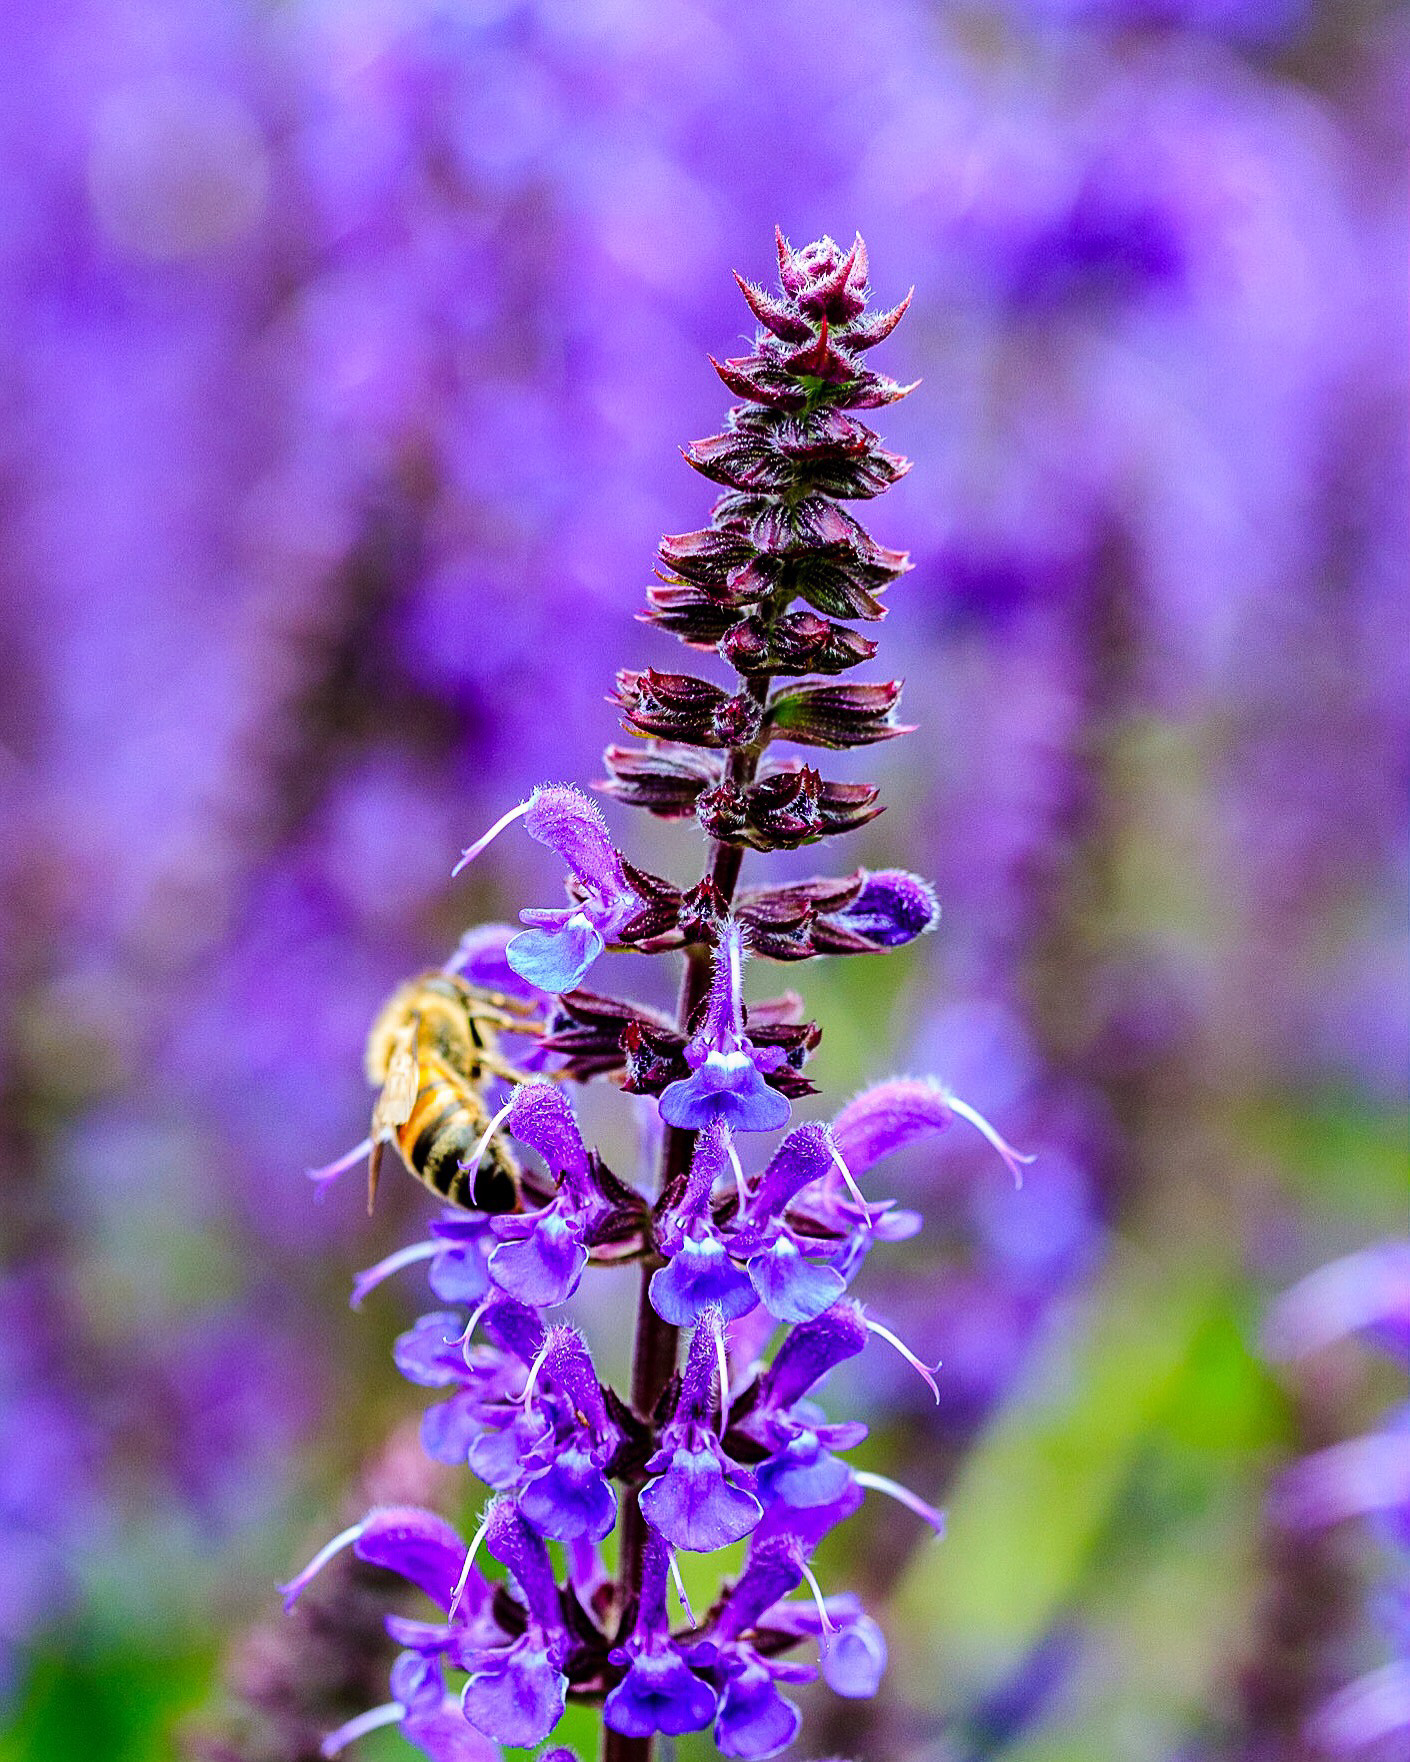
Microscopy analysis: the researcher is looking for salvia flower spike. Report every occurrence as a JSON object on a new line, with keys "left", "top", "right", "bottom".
{"left": 288, "top": 233, "right": 1034, "bottom": 1762}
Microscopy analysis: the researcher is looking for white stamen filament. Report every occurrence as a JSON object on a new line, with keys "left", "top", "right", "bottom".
{"left": 307, "top": 1137, "right": 374, "bottom": 1190}
{"left": 278, "top": 1522, "right": 364, "bottom": 1610}
{"left": 451, "top": 796, "right": 533, "bottom": 877}
{"left": 945, "top": 1092, "right": 1035, "bottom": 1188}
{"left": 829, "top": 1141, "right": 871, "bottom": 1215}
{"left": 352, "top": 1239, "right": 438, "bottom": 1308}
{"left": 450, "top": 1295, "right": 495, "bottom": 1363}
{"left": 460, "top": 1098, "right": 515, "bottom": 1202}
{"left": 799, "top": 1561, "right": 835, "bottom": 1641}
{"left": 668, "top": 1549, "right": 697, "bottom": 1627}
{"left": 519, "top": 1338, "right": 552, "bottom": 1410}
{"left": 726, "top": 1134, "right": 750, "bottom": 1212}
{"left": 320, "top": 1701, "right": 405, "bottom": 1758}
{"left": 723, "top": 920, "right": 746, "bottom": 1036}
{"left": 854, "top": 1469, "right": 946, "bottom": 1534}
{"left": 865, "top": 1317, "right": 941, "bottom": 1404}
{"left": 711, "top": 1315, "right": 733, "bottom": 1435}
{"left": 447, "top": 1508, "right": 493, "bottom": 1621}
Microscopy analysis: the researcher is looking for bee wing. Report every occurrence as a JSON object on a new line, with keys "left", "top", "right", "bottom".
{"left": 372, "top": 1025, "right": 420, "bottom": 1134}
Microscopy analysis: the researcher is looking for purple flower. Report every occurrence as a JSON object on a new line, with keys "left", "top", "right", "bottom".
{"left": 321, "top": 1652, "right": 500, "bottom": 1762}
{"left": 515, "top": 1326, "right": 620, "bottom": 1543}
{"left": 659, "top": 922, "right": 791, "bottom": 1133}
{"left": 650, "top": 1122, "right": 760, "bottom": 1327}
{"left": 484, "top": 1082, "right": 639, "bottom": 1306}
{"left": 352, "top": 1213, "right": 497, "bottom": 1311}
{"left": 729, "top": 1303, "right": 871, "bottom": 1528}
{"left": 1264, "top": 1241, "right": 1410, "bottom": 1366}
{"left": 831, "top": 1075, "right": 1035, "bottom": 1187}
{"left": 831, "top": 868, "right": 940, "bottom": 947}
{"left": 603, "top": 1534, "right": 718, "bottom": 1739}
{"left": 280, "top": 1505, "right": 480, "bottom": 1616}
{"left": 1270, "top": 1423, "right": 1410, "bottom": 1542}
{"left": 453, "top": 787, "right": 642, "bottom": 992}
{"left": 1307, "top": 1661, "right": 1410, "bottom": 1758}
{"left": 457, "top": 1503, "right": 570, "bottom": 1748}
{"left": 390, "top": 1297, "right": 547, "bottom": 1481}
{"left": 640, "top": 1312, "right": 763, "bottom": 1553}
{"left": 729, "top": 1123, "right": 857, "bottom": 1322}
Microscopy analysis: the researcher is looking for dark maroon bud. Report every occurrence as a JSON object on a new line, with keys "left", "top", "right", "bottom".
{"left": 735, "top": 869, "right": 939, "bottom": 959}
{"left": 657, "top": 526, "right": 758, "bottom": 588}
{"left": 847, "top": 288, "right": 914, "bottom": 350}
{"left": 778, "top": 315, "right": 859, "bottom": 384}
{"left": 675, "top": 879, "right": 728, "bottom": 946}
{"left": 735, "top": 874, "right": 862, "bottom": 960}
{"left": 642, "top": 581, "right": 743, "bottom": 644}
{"left": 721, "top": 611, "right": 877, "bottom": 678}
{"left": 790, "top": 557, "right": 893, "bottom": 623}
{"left": 833, "top": 369, "right": 920, "bottom": 411}
{"left": 614, "top": 861, "right": 686, "bottom": 945}
{"left": 682, "top": 427, "right": 784, "bottom": 493}
{"left": 697, "top": 767, "right": 884, "bottom": 851}
{"left": 747, "top": 493, "right": 859, "bottom": 557}
{"left": 746, "top": 1018, "right": 822, "bottom": 1097}
{"left": 598, "top": 744, "right": 720, "bottom": 818}
{"left": 731, "top": 270, "right": 814, "bottom": 343}
{"left": 784, "top": 232, "right": 870, "bottom": 323}
{"left": 714, "top": 690, "right": 765, "bottom": 746}
{"left": 541, "top": 991, "right": 679, "bottom": 1082}
{"left": 614, "top": 669, "right": 763, "bottom": 748}
{"left": 695, "top": 779, "right": 750, "bottom": 844}
{"left": 811, "top": 776, "right": 886, "bottom": 835}
{"left": 766, "top": 680, "right": 911, "bottom": 749}
{"left": 620, "top": 1018, "right": 690, "bottom": 1094}
{"left": 709, "top": 353, "right": 810, "bottom": 411}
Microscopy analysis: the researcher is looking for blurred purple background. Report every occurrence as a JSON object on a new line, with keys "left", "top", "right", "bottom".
{"left": 0, "top": 0, "right": 1404, "bottom": 1756}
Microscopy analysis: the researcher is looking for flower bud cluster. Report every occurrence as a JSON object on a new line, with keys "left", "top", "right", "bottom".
{"left": 290, "top": 235, "right": 1031, "bottom": 1762}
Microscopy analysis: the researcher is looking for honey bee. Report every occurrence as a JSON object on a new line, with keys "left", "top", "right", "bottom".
{"left": 362, "top": 971, "right": 541, "bottom": 1215}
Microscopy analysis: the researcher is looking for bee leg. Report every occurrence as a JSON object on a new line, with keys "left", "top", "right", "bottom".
{"left": 475, "top": 1051, "right": 546, "bottom": 1085}
{"left": 367, "top": 1138, "right": 385, "bottom": 1217}
{"left": 476, "top": 1006, "right": 548, "bottom": 1038}
{"left": 308, "top": 1136, "right": 375, "bottom": 1193}
{"left": 480, "top": 992, "right": 545, "bottom": 1019}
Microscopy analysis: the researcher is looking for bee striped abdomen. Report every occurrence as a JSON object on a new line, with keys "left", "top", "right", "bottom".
{"left": 394, "top": 1060, "right": 520, "bottom": 1212}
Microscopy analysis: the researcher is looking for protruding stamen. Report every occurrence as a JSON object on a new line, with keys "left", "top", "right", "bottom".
{"left": 460, "top": 1098, "right": 515, "bottom": 1202}
{"left": 726, "top": 1134, "right": 749, "bottom": 1212}
{"left": 349, "top": 1239, "right": 438, "bottom": 1310}
{"left": 829, "top": 1141, "right": 871, "bottom": 1215}
{"left": 865, "top": 1317, "right": 941, "bottom": 1404}
{"left": 710, "top": 1313, "right": 733, "bottom": 1435}
{"left": 667, "top": 1548, "right": 697, "bottom": 1627}
{"left": 854, "top": 1469, "right": 946, "bottom": 1534}
{"left": 945, "top": 1092, "right": 1035, "bottom": 1188}
{"left": 518, "top": 1338, "right": 552, "bottom": 1410}
{"left": 451, "top": 797, "right": 533, "bottom": 877}
{"left": 277, "top": 1522, "right": 364, "bottom": 1611}
{"left": 307, "top": 1137, "right": 374, "bottom": 1194}
{"left": 453, "top": 1295, "right": 495, "bottom": 1365}
{"left": 447, "top": 1507, "right": 493, "bottom": 1621}
{"left": 320, "top": 1701, "right": 404, "bottom": 1758}
{"left": 725, "top": 920, "right": 745, "bottom": 1037}
{"left": 798, "top": 1560, "right": 836, "bottom": 1641}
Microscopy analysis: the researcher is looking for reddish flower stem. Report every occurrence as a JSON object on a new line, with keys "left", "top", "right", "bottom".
{"left": 601, "top": 703, "right": 766, "bottom": 1762}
